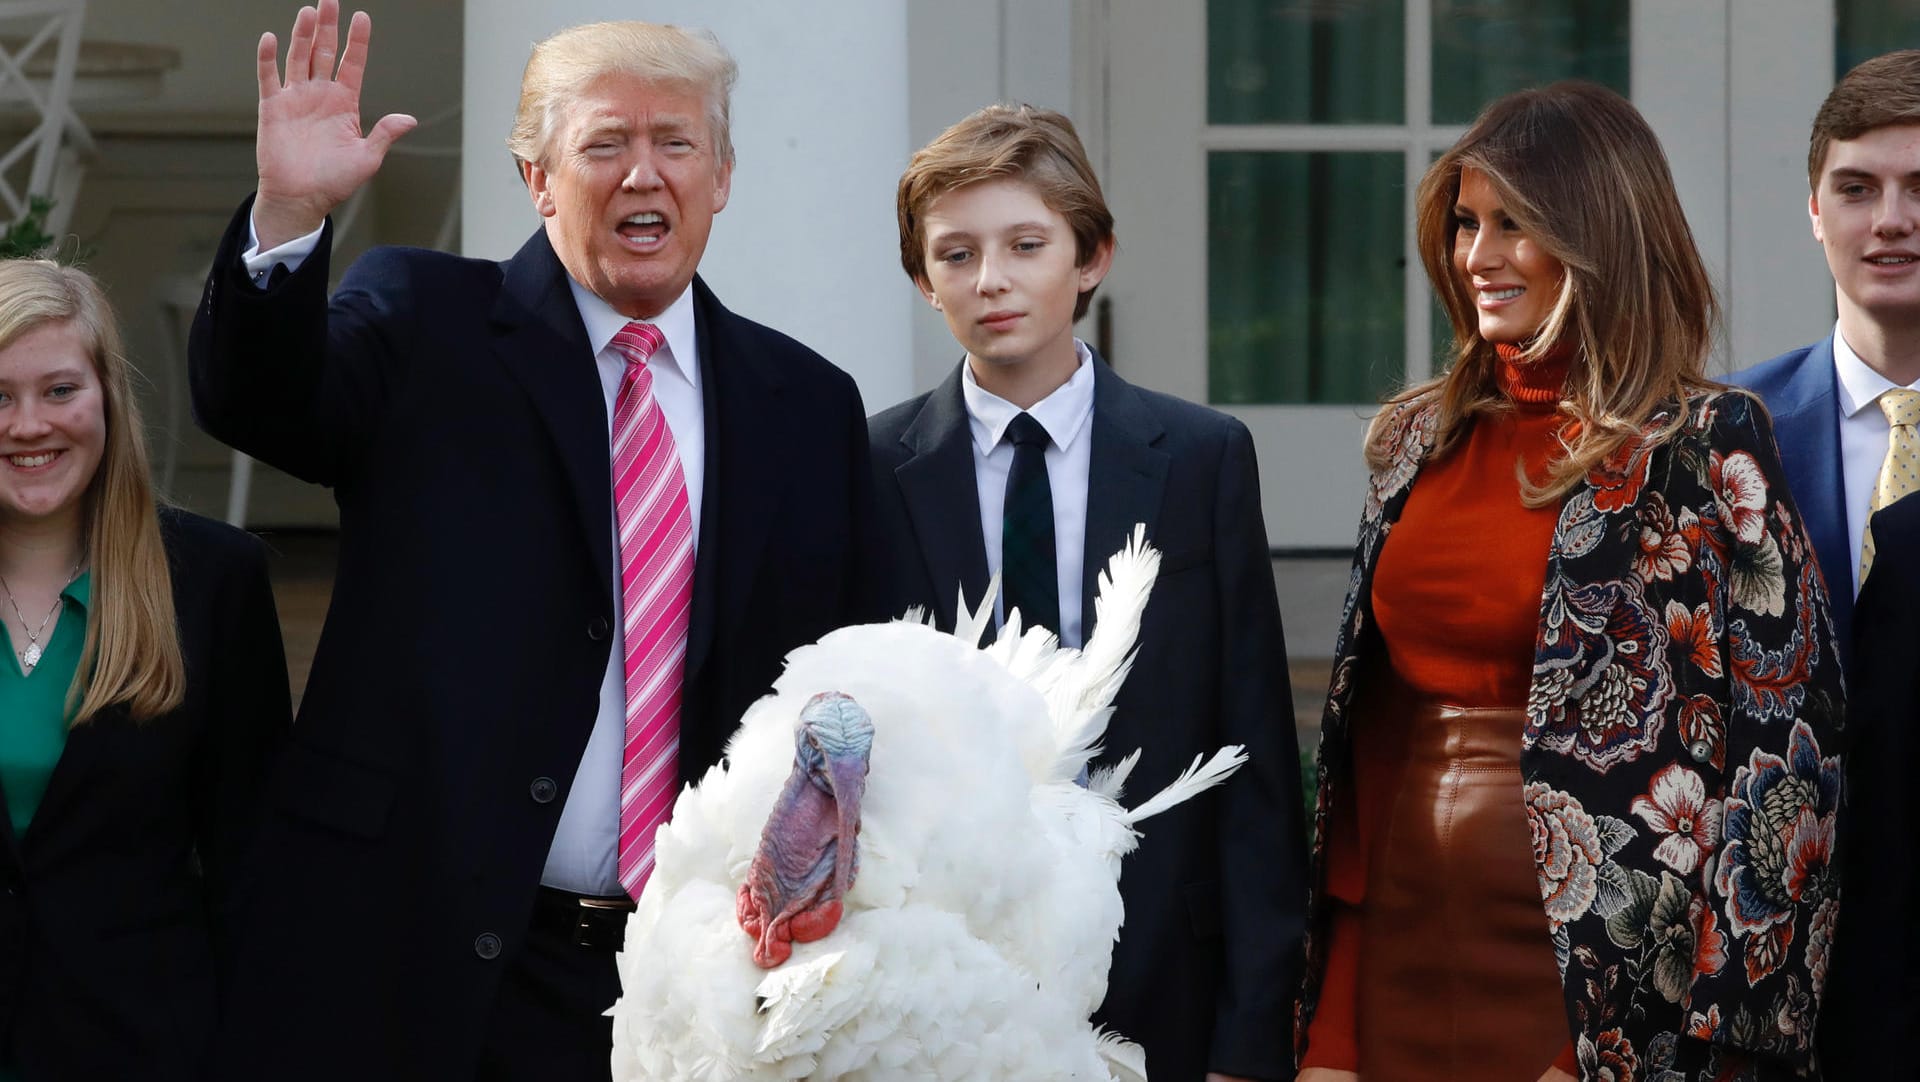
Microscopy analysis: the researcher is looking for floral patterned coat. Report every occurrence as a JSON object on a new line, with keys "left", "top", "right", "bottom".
{"left": 1298, "top": 389, "right": 1846, "bottom": 1081}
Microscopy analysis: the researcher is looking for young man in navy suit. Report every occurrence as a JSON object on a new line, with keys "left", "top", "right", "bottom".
{"left": 1728, "top": 50, "right": 1920, "bottom": 1077}
{"left": 1729, "top": 49, "right": 1920, "bottom": 652}
{"left": 190, "top": 4, "right": 875, "bottom": 1079}
{"left": 869, "top": 104, "right": 1307, "bottom": 1081}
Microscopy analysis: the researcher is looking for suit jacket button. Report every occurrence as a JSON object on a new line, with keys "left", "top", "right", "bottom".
{"left": 530, "top": 776, "right": 558, "bottom": 804}
{"left": 588, "top": 617, "right": 609, "bottom": 641}
{"left": 474, "top": 932, "right": 502, "bottom": 960}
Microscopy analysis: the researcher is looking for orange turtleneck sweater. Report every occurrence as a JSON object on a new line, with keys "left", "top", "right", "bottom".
{"left": 1302, "top": 342, "right": 1578, "bottom": 1075}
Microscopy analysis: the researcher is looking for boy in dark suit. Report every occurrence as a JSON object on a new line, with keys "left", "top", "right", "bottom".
{"left": 869, "top": 103, "right": 1306, "bottom": 1082}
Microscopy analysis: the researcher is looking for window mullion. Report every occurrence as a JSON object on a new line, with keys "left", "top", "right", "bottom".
{"left": 1404, "top": 0, "right": 1434, "bottom": 384}
{"left": 1201, "top": 125, "right": 1413, "bottom": 152}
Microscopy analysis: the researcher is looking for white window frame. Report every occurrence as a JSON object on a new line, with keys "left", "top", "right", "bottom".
{"left": 1200, "top": 0, "right": 1469, "bottom": 393}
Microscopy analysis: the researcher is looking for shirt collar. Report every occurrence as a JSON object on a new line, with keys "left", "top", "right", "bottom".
{"left": 962, "top": 338, "right": 1096, "bottom": 456}
{"left": 567, "top": 279, "right": 701, "bottom": 391}
{"left": 62, "top": 569, "right": 90, "bottom": 610}
{"left": 1832, "top": 321, "right": 1920, "bottom": 417}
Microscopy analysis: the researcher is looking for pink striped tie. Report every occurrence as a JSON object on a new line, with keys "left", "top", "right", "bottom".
{"left": 609, "top": 321, "right": 693, "bottom": 899}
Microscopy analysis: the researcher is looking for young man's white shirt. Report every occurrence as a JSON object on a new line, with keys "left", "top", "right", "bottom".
{"left": 1833, "top": 322, "right": 1920, "bottom": 590}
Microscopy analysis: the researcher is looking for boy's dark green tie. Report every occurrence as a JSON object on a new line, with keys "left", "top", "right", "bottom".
{"left": 1002, "top": 411, "right": 1059, "bottom": 636}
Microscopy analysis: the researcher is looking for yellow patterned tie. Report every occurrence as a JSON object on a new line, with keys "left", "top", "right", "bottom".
{"left": 1862, "top": 388, "right": 1920, "bottom": 583}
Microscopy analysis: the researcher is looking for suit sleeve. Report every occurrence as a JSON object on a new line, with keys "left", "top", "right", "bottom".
{"left": 1208, "top": 420, "right": 1309, "bottom": 1078}
{"left": 840, "top": 377, "right": 889, "bottom": 626}
{"left": 188, "top": 195, "right": 414, "bottom": 489}
{"left": 188, "top": 534, "right": 294, "bottom": 980}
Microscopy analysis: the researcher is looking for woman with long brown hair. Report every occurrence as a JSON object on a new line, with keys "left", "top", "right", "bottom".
{"left": 0, "top": 258, "right": 290, "bottom": 1080}
{"left": 1296, "top": 83, "right": 1843, "bottom": 1081}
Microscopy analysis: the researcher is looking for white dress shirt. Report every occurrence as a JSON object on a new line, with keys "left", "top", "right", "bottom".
{"left": 244, "top": 219, "right": 707, "bottom": 895}
{"left": 241, "top": 222, "right": 323, "bottom": 284}
{"left": 1832, "top": 324, "right": 1920, "bottom": 593}
{"left": 961, "top": 339, "right": 1095, "bottom": 648}
{"left": 548, "top": 280, "right": 703, "bottom": 894}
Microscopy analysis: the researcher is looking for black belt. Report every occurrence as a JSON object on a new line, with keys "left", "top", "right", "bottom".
{"left": 531, "top": 886, "right": 635, "bottom": 952}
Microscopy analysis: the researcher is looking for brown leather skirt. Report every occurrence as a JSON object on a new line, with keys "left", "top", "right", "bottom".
{"left": 1353, "top": 688, "right": 1571, "bottom": 1080}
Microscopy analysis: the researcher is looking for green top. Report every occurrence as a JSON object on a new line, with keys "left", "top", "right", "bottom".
{"left": 0, "top": 571, "right": 90, "bottom": 839}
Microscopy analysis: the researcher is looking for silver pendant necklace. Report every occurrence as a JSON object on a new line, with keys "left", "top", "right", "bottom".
{"left": 1, "top": 561, "right": 84, "bottom": 673}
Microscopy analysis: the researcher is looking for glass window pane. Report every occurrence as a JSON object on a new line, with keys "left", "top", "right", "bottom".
{"left": 1209, "top": 0, "right": 1405, "bottom": 125}
{"left": 1209, "top": 151, "right": 1404, "bottom": 405}
{"left": 1430, "top": 1, "right": 1630, "bottom": 126}
{"left": 1837, "top": 1, "right": 1920, "bottom": 76}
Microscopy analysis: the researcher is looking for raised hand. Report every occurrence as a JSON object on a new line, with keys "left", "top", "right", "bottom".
{"left": 253, "top": 0, "right": 417, "bottom": 248}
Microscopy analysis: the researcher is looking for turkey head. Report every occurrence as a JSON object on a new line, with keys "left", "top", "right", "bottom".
{"left": 736, "top": 690, "right": 873, "bottom": 968}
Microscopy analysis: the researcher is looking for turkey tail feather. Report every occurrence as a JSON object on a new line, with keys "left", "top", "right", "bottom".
{"left": 954, "top": 571, "right": 1001, "bottom": 647}
{"left": 1086, "top": 749, "right": 1141, "bottom": 802}
{"left": 1120, "top": 745, "right": 1248, "bottom": 826}
{"left": 1078, "top": 524, "right": 1158, "bottom": 712}
{"left": 1093, "top": 1027, "right": 1148, "bottom": 1082}
{"left": 1044, "top": 525, "right": 1159, "bottom": 782}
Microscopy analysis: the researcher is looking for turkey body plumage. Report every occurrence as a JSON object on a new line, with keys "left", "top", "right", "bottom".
{"left": 611, "top": 530, "right": 1242, "bottom": 1081}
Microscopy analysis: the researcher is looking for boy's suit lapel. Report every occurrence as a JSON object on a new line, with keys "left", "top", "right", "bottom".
{"left": 894, "top": 366, "right": 992, "bottom": 629}
{"left": 1081, "top": 354, "right": 1169, "bottom": 638}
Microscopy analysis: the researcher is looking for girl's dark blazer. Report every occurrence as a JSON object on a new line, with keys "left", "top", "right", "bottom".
{"left": 1299, "top": 390, "right": 1846, "bottom": 1080}
{"left": 0, "top": 508, "right": 292, "bottom": 1081}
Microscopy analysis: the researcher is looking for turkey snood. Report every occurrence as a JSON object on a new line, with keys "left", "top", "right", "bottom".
{"left": 737, "top": 691, "right": 872, "bottom": 968}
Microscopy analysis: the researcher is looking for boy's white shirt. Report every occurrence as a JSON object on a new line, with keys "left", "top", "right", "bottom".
{"left": 961, "top": 338, "right": 1096, "bottom": 648}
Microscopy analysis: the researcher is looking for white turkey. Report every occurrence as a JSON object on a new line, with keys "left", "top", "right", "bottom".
{"left": 609, "top": 527, "right": 1247, "bottom": 1081}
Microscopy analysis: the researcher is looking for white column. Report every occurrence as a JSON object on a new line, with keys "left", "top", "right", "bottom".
{"left": 1634, "top": 0, "right": 1835, "bottom": 374}
{"left": 463, "top": 0, "right": 916, "bottom": 410}
{"left": 1633, "top": 0, "right": 1730, "bottom": 365}
{"left": 1727, "top": 0, "right": 1836, "bottom": 370}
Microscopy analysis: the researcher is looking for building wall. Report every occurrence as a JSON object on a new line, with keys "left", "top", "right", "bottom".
{"left": 903, "top": 0, "right": 1079, "bottom": 393}
{"left": 1635, "top": 0, "right": 1837, "bottom": 375}
{"left": 60, "top": 1, "right": 1853, "bottom": 535}
{"left": 49, "top": 1, "right": 465, "bottom": 527}
{"left": 86, "top": 0, "right": 461, "bottom": 125}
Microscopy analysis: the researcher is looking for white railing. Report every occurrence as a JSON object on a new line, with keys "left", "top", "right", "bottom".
{"left": 0, "top": 0, "right": 91, "bottom": 235}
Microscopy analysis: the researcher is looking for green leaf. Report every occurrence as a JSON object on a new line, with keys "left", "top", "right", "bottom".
{"left": 0, "top": 197, "right": 69, "bottom": 260}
